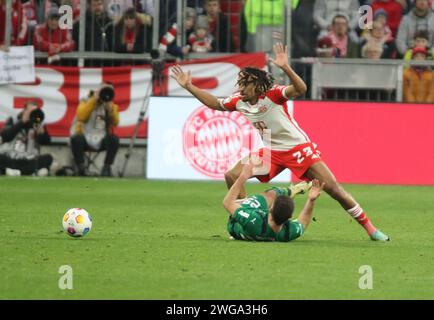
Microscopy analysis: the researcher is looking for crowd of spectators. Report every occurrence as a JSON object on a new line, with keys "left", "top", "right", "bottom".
{"left": 0, "top": 0, "right": 155, "bottom": 63}
{"left": 1, "top": 0, "right": 433, "bottom": 60}
{"left": 294, "top": 0, "right": 434, "bottom": 103}
{"left": 0, "top": 0, "right": 236, "bottom": 62}
{"left": 292, "top": 0, "right": 434, "bottom": 61}
{"left": 0, "top": 0, "right": 433, "bottom": 102}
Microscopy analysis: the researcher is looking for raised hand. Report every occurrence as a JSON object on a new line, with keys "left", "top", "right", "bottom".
{"left": 308, "top": 179, "right": 325, "bottom": 201}
{"left": 269, "top": 42, "right": 289, "bottom": 69}
{"left": 171, "top": 64, "right": 192, "bottom": 89}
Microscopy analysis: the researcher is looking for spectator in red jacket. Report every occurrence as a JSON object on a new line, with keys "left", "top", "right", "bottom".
{"left": 21, "top": 0, "right": 38, "bottom": 29}
{"left": 0, "top": 0, "right": 28, "bottom": 48}
{"left": 371, "top": 0, "right": 404, "bottom": 37}
{"left": 33, "top": 6, "right": 75, "bottom": 64}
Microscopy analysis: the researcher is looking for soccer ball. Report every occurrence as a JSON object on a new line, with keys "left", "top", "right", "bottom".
{"left": 62, "top": 208, "right": 92, "bottom": 237}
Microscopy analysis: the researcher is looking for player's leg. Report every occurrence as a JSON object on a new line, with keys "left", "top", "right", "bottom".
{"left": 288, "top": 181, "right": 312, "bottom": 199}
{"left": 304, "top": 161, "right": 389, "bottom": 241}
{"left": 260, "top": 181, "right": 311, "bottom": 209}
{"left": 304, "top": 161, "right": 355, "bottom": 208}
{"left": 260, "top": 180, "right": 312, "bottom": 218}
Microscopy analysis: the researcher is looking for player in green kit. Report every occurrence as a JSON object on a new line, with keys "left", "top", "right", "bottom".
{"left": 223, "top": 161, "right": 325, "bottom": 242}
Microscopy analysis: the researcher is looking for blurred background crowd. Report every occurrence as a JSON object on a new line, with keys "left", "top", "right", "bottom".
{"left": 1, "top": 0, "right": 433, "bottom": 102}
{"left": 1, "top": 1, "right": 433, "bottom": 59}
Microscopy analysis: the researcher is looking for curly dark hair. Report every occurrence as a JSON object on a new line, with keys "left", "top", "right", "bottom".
{"left": 236, "top": 67, "right": 274, "bottom": 96}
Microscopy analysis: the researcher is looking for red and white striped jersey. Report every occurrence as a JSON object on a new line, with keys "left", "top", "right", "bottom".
{"left": 218, "top": 85, "right": 310, "bottom": 150}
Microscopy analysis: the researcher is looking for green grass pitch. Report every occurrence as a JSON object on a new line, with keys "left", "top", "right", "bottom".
{"left": 1, "top": 177, "right": 434, "bottom": 299}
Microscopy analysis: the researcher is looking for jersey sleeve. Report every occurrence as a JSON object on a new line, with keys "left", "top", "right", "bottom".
{"left": 276, "top": 219, "right": 305, "bottom": 242}
{"left": 218, "top": 94, "right": 240, "bottom": 112}
{"left": 288, "top": 219, "right": 305, "bottom": 241}
{"left": 266, "top": 85, "right": 290, "bottom": 105}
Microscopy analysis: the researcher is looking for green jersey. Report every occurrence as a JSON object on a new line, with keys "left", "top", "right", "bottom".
{"left": 227, "top": 195, "right": 304, "bottom": 242}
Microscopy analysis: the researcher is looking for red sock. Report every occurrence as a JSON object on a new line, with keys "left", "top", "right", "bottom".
{"left": 347, "top": 205, "right": 377, "bottom": 236}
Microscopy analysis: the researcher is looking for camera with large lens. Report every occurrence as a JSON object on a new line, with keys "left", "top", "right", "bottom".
{"left": 99, "top": 85, "right": 115, "bottom": 103}
{"left": 29, "top": 108, "right": 45, "bottom": 126}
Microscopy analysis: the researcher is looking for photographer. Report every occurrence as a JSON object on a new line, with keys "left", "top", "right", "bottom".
{"left": 0, "top": 101, "right": 53, "bottom": 176}
{"left": 70, "top": 82, "right": 120, "bottom": 177}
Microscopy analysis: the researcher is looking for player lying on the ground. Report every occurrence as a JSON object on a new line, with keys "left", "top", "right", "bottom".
{"left": 223, "top": 161, "right": 324, "bottom": 242}
{"left": 172, "top": 42, "right": 389, "bottom": 242}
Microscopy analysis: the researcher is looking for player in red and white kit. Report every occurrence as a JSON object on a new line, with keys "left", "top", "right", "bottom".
{"left": 171, "top": 43, "right": 389, "bottom": 241}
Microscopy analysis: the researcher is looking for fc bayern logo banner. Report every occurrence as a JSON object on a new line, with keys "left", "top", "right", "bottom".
{"left": 147, "top": 97, "right": 292, "bottom": 182}
{"left": 183, "top": 106, "right": 260, "bottom": 179}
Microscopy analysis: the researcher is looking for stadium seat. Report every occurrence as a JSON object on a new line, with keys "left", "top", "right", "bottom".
{"left": 84, "top": 150, "right": 102, "bottom": 176}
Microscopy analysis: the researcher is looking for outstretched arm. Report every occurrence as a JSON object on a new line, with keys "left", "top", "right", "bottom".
{"left": 296, "top": 179, "right": 325, "bottom": 231}
{"left": 270, "top": 43, "right": 307, "bottom": 98}
{"left": 222, "top": 163, "right": 254, "bottom": 215}
{"left": 171, "top": 65, "right": 225, "bottom": 111}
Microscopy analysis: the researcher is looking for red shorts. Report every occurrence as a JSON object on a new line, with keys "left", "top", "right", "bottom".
{"left": 252, "top": 142, "right": 322, "bottom": 183}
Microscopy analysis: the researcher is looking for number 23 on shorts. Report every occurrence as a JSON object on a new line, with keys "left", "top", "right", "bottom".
{"left": 293, "top": 145, "right": 320, "bottom": 164}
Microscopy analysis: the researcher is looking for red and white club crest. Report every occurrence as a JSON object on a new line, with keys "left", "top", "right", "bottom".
{"left": 183, "top": 106, "right": 261, "bottom": 178}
